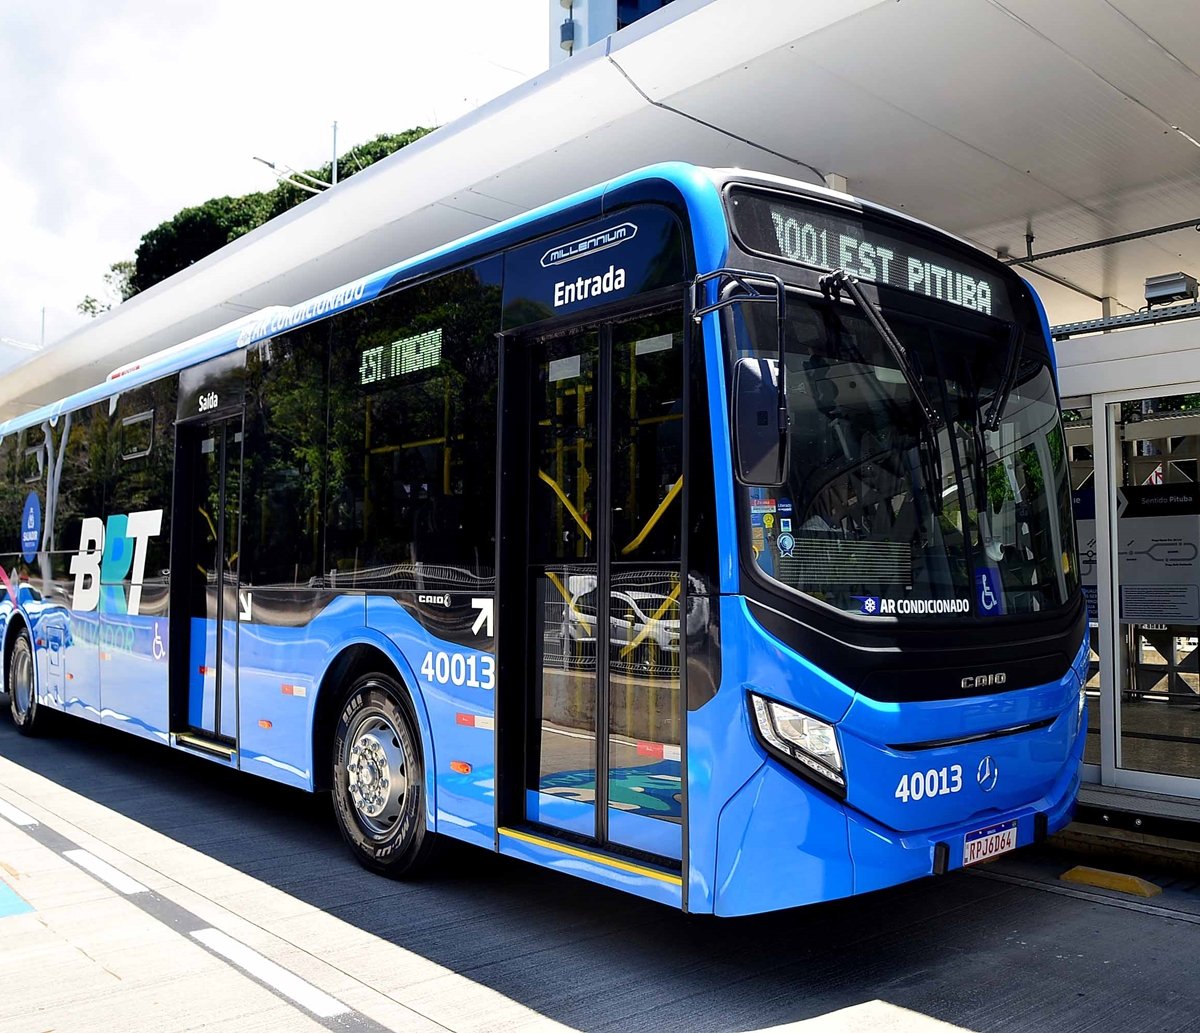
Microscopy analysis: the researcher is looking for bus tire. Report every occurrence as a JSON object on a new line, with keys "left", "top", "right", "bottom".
{"left": 330, "top": 673, "right": 436, "bottom": 878}
{"left": 8, "top": 629, "right": 44, "bottom": 736}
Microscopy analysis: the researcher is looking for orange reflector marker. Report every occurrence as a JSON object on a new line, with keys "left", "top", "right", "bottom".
{"left": 258, "top": 719, "right": 273, "bottom": 730}
{"left": 198, "top": 666, "right": 209, "bottom": 675}
{"left": 66, "top": 673, "right": 74, "bottom": 680}
{"left": 450, "top": 760, "right": 472, "bottom": 774}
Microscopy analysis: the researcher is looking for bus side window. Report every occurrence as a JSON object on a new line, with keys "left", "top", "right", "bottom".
{"left": 325, "top": 259, "right": 502, "bottom": 587}
{"left": 0, "top": 432, "right": 19, "bottom": 551}
{"left": 108, "top": 381, "right": 177, "bottom": 603}
{"left": 240, "top": 328, "right": 328, "bottom": 589}
{"left": 52, "top": 400, "right": 110, "bottom": 557}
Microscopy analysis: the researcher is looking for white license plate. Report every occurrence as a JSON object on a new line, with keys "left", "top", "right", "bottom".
{"left": 963, "top": 820, "right": 1018, "bottom": 866}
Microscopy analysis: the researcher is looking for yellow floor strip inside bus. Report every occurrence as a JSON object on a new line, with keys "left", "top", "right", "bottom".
{"left": 498, "top": 827, "right": 682, "bottom": 885}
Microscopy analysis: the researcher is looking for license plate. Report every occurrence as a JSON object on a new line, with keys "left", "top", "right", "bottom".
{"left": 963, "top": 819, "right": 1018, "bottom": 866}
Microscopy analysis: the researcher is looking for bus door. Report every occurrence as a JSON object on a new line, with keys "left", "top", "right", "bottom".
{"left": 176, "top": 417, "right": 243, "bottom": 744}
{"left": 170, "top": 352, "right": 247, "bottom": 754}
{"left": 503, "top": 306, "right": 685, "bottom": 862}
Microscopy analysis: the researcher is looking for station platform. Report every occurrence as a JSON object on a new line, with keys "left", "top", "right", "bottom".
{"left": 1051, "top": 784, "right": 1200, "bottom": 873}
{"left": 2, "top": 712, "right": 1200, "bottom": 1032}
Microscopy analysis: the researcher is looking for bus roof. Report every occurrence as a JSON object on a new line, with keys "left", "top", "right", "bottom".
{"left": 2, "top": 160, "right": 1013, "bottom": 440}
{"left": 0, "top": 161, "right": 727, "bottom": 440}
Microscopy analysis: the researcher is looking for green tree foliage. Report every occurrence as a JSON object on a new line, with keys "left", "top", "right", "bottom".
{"left": 132, "top": 192, "right": 274, "bottom": 294}
{"left": 77, "top": 260, "right": 139, "bottom": 317}
{"left": 80, "top": 128, "right": 435, "bottom": 311}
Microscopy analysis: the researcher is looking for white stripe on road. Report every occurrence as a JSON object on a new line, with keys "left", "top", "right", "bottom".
{"left": 0, "top": 798, "right": 38, "bottom": 827}
{"left": 63, "top": 849, "right": 148, "bottom": 895}
{"left": 191, "top": 927, "right": 350, "bottom": 1019}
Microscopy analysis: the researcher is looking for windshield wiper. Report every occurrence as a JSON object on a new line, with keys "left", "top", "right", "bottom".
{"left": 983, "top": 322, "right": 1024, "bottom": 432}
{"left": 819, "top": 269, "right": 944, "bottom": 514}
{"left": 819, "top": 269, "right": 943, "bottom": 434}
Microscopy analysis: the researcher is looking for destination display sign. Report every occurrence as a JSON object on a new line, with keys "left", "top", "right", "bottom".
{"left": 728, "top": 188, "right": 1017, "bottom": 321}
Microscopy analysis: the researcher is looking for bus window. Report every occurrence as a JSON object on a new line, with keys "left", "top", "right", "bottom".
{"left": 326, "top": 260, "right": 502, "bottom": 588}
{"left": 241, "top": 328, "right": 327, "bottom": 589}
{"left": 52, "top": 401, "right": 109, "bottom": 556}
{"left": 108, "top": 380, "right": 177, "bottom": 596}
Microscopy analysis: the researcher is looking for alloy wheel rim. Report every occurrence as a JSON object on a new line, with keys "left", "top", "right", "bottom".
{"left": 11, "top": 646, "right": 32, "bottom": 721}
{"left": 343, "top": 707, "right": 408, "bottom": 838}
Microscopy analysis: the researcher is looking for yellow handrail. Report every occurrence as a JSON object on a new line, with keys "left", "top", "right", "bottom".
{"left": 618, "top": 580, "right": 680, "bottom": 658}
{"left": 537, "top": 469, "right": 593, "bottom": 541}
{"left": 620, "top": 475, "right": 683, "bottom": 555}
{"left": 545, "top": 568, "right": 592, "bottom": 636}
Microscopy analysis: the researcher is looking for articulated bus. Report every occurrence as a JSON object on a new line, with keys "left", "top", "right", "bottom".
{"left": 0, "top": 164, "right": 1086, "bottom": 915}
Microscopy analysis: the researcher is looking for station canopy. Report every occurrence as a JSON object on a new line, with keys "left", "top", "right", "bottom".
{"left": 3, "top": 0, "right": 1197, "bottom": 418}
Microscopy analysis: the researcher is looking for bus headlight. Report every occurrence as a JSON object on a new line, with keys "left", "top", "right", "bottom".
{"left": 749, "top": 693, "right": 845, "bottom": 793}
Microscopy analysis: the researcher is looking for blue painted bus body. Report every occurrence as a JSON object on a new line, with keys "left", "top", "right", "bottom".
{"left": 0, "top": 163, "right": 1087, "bottom": 915}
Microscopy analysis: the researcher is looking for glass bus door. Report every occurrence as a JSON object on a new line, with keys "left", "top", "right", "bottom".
{"left": 180, "top": 416, "right": 243, "bottom": 744}
{"left": 516, "top": 308, "right": 685, "bottom": 862}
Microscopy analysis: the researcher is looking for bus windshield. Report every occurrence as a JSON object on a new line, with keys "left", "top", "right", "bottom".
{"left": 735, "top": 296, "right": 1078, "bottom": 620}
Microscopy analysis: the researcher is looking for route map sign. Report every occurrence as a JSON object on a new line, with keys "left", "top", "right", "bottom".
{"left": 1117, "top": 486, "right": 1200, "bottom": 623}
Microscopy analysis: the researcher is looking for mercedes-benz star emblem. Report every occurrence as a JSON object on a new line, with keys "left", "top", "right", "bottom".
{"left": 976, "top": 755, "right": 999, "bottom": 792}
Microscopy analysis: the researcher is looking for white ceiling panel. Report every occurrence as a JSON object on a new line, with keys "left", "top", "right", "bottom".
{"left": 5, "top": 0, "right": 1200, "bottom": 414}
{"left": 1106, "top": 0, "right": 1200, "bottom": 87}
{"left": 993, "top": 0, "right": 1200, "bottom": 140}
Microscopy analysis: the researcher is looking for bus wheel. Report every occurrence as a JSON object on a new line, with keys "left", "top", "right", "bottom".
{"left": 8, "top": 630, "right": 43, "bottom": 736}
{"left": 330, "top": 674, "right": 435, "bottom": 878}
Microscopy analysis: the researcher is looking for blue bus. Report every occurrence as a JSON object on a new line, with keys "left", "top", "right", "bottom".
{"left": 0, "top": 164, "right": 1086, "bottom": 915}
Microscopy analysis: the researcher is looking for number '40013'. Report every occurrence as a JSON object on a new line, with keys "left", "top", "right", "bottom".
{"left": 894, "top": 765, "right": 963, "bottom": 803}
{"left": 420, "top": 650, "right": 495, "bottom": 690}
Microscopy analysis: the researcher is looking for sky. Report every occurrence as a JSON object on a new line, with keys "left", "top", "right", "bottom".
{"left": 0, "top": 0, "right": 547, "bottom": 351}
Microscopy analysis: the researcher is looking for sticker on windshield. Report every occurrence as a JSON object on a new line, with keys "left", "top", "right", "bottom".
{"left": 777, "top": 533, "right": 795, "bottom": 557}
{"left": 777, "top": 499, "right": 794, "bottom": 516}
{"left": 750, "top": 498, "right": 777, "bottom": 514}
{"left": 977, "top": 568, "right": 1005, "bottom": 616}
{"left": 857, "top": 596, "right": 970, "bottom": 616}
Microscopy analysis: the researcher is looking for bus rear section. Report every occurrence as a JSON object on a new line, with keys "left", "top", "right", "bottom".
{"left": 694, "top": 175, "right": 1087, "bottom": 915}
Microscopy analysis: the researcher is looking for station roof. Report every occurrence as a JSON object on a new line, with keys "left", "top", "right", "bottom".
{"left": 3, "top": 0, "right": 1196, "bottom": 419}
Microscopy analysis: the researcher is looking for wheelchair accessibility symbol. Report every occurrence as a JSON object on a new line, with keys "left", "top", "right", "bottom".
{"left": 152, "top": 622, "right": 165, "bottom": 661}
{"left": 977, "top": 569, "right": 1003, "bottom": 616}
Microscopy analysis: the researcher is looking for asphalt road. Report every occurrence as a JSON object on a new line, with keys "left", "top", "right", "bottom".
{"left": 1, "top": 709, "right": 1198, "bottom": 1033}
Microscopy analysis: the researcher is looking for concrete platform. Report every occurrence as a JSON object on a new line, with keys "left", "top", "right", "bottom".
{"left": 1050, "top": 783, "right": 1200, "bottom": 873}
{"left": 3, "top": 711, "right": 1200, "bottom": 1032}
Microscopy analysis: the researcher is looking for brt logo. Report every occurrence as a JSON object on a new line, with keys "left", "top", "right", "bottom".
{"left": 69, "top": 510, "right": 163, "bottom": 616}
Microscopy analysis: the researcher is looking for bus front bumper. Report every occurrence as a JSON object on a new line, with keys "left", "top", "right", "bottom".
{"left": 712, "top": 719, "right": 1084, "bottom": 917}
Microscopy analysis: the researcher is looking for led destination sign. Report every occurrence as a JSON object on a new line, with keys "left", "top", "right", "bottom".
{"left": 729, "top": 189, "right": 1016, "bottom": 321}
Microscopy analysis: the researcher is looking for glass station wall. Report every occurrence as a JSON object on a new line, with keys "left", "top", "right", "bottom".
{"left": 1110, "top": 396, "right": 1200, "bottom": 782}
{"left": 1072, "top": 389, "right": 1200, "bottom": 793}
{"left": 1065, "top": 403, "right": 1100, "bottom": 768}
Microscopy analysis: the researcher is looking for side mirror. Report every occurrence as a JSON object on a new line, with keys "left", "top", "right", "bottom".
{"left": 733, "top": 357, "right": 788, "bottom": 486}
